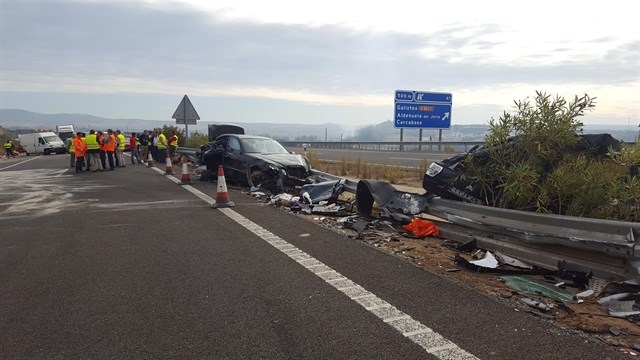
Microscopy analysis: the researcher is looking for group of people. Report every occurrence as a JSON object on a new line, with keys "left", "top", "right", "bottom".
{"left": 68, "top": 129, "right": 180, "bottom": 173}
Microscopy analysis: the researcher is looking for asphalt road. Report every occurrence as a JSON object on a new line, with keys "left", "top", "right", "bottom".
{"left": 0, "top": 154, "right": 626, "bottom": 360}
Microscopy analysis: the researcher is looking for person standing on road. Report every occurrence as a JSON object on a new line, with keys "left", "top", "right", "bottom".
{"left": 85, "top": 130, "right": 101, "bottom": 172}
{"left": 4, "top": 140, "right": 15, "bottom": 158}
{"left": 138, "top": 131, "right": 149, "bottom": 163}
{"left": 104, "top": 129, "right": 116, "bottom": 171}
{"left": 129, "top": 132, "right": 140, "bottom": 164}
{"left": 150, "top": 130, "right": 159, "bottom": 162}
{"left": 82, "top": 132, "right": 91, "bottom": 172}
{"left": 168, "top": 130, "right": 179, "bottom": 163}
{"left": 157, "top": 130, "right": 168, "bottom": 163}
{"left": 115, "top": 130, "right": 126, "bottom": 168}
{"left": 73, "top": 132, "right": 86, "bottom": 173}
{"left": 65, "top": 137, "right": 75, "bottom": 167}
{"left": 97, "top": 131, "right": 107, "bottom": 170}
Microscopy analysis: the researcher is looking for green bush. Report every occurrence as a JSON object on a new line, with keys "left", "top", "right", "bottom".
{"left": 462, "top": 91, "right": 639, "bottom": 221}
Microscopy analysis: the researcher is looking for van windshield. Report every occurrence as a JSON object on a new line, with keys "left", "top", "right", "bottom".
{"left": 43, "top": 136, "right": 60, "bottom": 143}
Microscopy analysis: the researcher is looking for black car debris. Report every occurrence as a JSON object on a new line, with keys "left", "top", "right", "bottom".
{"left": 199, "top": 129, "right": 313, "bottom": 193}
{"left": 422, "top": 133, "right": 624, "bottom": 206}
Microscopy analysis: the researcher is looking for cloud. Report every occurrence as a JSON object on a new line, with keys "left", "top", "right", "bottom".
{"left": 1, "top": 1, "right": 638, "bottom": 125}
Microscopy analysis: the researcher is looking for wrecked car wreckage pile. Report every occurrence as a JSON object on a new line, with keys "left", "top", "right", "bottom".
{"left": 180, "top": 127, "right": 640, "bottom": 352}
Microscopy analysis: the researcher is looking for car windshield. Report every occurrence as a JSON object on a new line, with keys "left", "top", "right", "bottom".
{"left": 43, "top": 136, "right": 59, "bottom": 143}
{"left": 241, "top": 138, "right": 289, "bottom": 154}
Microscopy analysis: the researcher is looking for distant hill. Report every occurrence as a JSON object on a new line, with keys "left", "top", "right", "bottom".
{"left": 0, "top": 109, "right": 351, "bottom": 141}
{"left": 1, "top": 109, "right": 638, "bottom": 142}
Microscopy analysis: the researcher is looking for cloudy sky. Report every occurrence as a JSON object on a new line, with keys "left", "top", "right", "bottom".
{"left": 1, "top": 0, "right": 638, "bottom": 129}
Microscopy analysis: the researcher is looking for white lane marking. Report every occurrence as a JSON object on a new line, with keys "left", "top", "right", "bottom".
{"left": 157, "top": 166, "right": 479, "bottom": 359}
{"left": 0, "top": 156, "right": 40, "bottom": 171}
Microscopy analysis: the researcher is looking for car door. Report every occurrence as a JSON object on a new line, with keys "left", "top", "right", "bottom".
{"left": 222, "top": 136, "right": 247, "bottom": 182}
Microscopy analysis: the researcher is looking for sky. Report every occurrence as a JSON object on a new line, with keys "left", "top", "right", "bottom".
{"left": 0, "top": 0, "right": 639, "bottom": 130}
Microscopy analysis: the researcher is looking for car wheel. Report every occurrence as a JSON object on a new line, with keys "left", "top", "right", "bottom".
{"left": 250, "top": 170, "right": 266, "bottom": 187}
{"left": 43, "top": 149, "right": 50, "bottom": 155}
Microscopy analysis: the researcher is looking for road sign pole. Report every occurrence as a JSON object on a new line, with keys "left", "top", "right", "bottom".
{"left": 184, "top": 104, "right": 189, "bottom": 142}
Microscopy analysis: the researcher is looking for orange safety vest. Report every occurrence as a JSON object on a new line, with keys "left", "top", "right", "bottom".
{"left": 103, "top": 134, "right": 116, "bottom": 152}
{"left": 73, "top": 136, "right": 86, "bottom": 157}
{"left": 98, "top": 134, "right": 105, "bottom": 151}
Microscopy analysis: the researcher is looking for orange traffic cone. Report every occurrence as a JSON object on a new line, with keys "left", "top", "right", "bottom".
{"left": 211, "top": 165, "right": 234, "bottom": 208}
{"left": 178, "top": 156, "right": 193, "bottom": 185}
{"left": 164, "top": 151, "right": 174, "bottom": 175}
{"left": 147, "top": 152, "right": 154, "bottom": 167}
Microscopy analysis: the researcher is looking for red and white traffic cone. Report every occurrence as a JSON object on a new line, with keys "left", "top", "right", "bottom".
{"left": 164, "top": 151, "right": 174, "bottom": 175}
{"left": 147, "top": 152, "right": 154, "bottom": 167}
{"left": 211, "top": 165, "right": 234, "bottom": 208}
{"left": 178, "top": 156, "right": 193, "bottom": 185}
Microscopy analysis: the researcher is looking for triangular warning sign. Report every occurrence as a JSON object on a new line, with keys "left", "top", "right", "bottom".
{"left": 172, "top": 95, "right": 200, "bottom": 123}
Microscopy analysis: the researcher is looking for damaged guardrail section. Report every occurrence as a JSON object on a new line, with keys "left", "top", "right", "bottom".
{"left": 353, "top": 180, "right": 640, "bottom": 282}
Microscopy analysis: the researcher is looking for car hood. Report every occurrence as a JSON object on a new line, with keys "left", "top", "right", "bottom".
{"left": 249, "top": 153, "right": 310, "bottom": 170}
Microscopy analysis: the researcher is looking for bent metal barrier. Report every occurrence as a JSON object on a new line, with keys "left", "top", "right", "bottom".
{"left": 424, "top": 197, "right": 640, "bottom": 281}
{"left": 177, "top": 147, "right": 640, "bottom": 281}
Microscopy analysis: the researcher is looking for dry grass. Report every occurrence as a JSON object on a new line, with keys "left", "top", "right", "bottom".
{"left": 307, "top": 151, "right": 424, "bottom": 186}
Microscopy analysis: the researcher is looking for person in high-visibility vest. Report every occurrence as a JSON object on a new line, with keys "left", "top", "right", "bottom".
{"left": 85, "top": 130, "right": 101, "bottom": 172}
{"left": 97, "top": 131, "right": 107, "bottom": 170}
{"left": 82, "top": 132, "right": 90, "bottom": 172}
{"left": 115, "top": 129, "right": 126, "bottom": 168}
{"left": 157, "top": 131, "right": 168, "bottom": 162}
{"left": 73, "top": 132, "right": 86, "bottom": 173}
{"left": 4, "top": 140, "right": 15, "bottom": 158}
{"left": 104, "top": 129, "right": 116, "bottom": 171}
{"left": 168, "top": 131, "right": 179, "bottom": 163}
{"left": 65, "top": 137, "right": 75, "bottom": 167}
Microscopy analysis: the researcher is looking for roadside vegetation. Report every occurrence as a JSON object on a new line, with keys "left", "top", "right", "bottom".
{"left": 461, "top": 91, "right": 640, "bottom": 221}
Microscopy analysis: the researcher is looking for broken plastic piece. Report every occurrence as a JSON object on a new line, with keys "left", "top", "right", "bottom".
{"left": 494, "top": 252, "right": 533, "bottom": 269}
{"left": 402, "top": 218, "right": 440, "bottom": 237}
{"left": 501, "top": 275, "right": 579, "bottom": 303}
{"left": 356, "top": 180, "right": 432, "bottom": 217}
{"left": 520, "top": 298, "right": 551, "bottom": 311}
{"left": 470, "top": 251, "right": 499, "bottom": 269}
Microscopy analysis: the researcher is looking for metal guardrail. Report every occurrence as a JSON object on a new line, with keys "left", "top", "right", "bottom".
{"left": 280, "top": 141, "right": 483, "bottom": 152}
{"left": 178, "top": 145, "right": 639, "bottom": 280}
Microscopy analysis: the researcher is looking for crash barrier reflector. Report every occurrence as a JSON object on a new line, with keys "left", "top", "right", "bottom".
{"left": 178, "top": 156, "right": 193, "bottom": 185}
{"left": 147, "top": 152, "right": 154, "bottom": 167}
{"left": 211, "top": 165, "right": 234, "bottom": 208}
{"left": 164, "top": 151, "right": 174, "bottom": 175}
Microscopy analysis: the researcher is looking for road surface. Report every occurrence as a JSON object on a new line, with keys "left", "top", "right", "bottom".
{"left": 0, "top": 154, "right": 624, "bottom": 359}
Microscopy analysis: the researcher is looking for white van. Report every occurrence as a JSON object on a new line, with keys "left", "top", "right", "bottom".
{"left": 18, "top": 132, "right": 67, "bottom": 155}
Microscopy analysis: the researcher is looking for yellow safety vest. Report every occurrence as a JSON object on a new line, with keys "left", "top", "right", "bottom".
{"left": 85, "top": 134, "right": 99, "bottom": 150}
{"left": 170, "top": 135, "right": 178, "bottom": 147}
{"left": 158, "top": 134, "right": 167, "bottom": 149}
{"left": 117, "top": 133, "right": 126, "bottom": 150}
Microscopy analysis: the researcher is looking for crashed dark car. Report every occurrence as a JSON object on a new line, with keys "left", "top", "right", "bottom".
{"left": 422, "top": 133, "right": 624, "bottom": 206}
{"left": 199, "top": 134, "right": 313, "bottom": 192}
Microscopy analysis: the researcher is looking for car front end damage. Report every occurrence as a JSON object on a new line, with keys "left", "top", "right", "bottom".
{"left": 248, "top": 153, "right": 313, "bottom": 192}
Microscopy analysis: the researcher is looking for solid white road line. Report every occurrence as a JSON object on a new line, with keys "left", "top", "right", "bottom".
{"left": 0, "top": 156, "right": 40, "bottom": 171}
